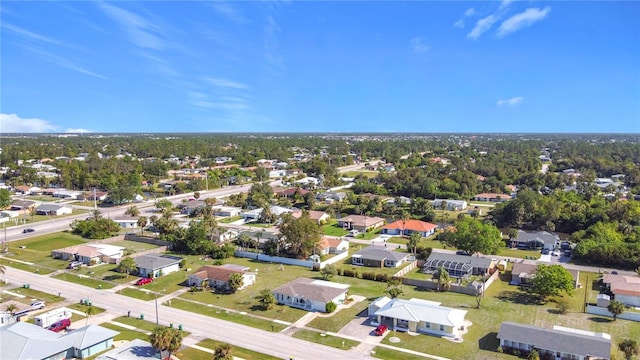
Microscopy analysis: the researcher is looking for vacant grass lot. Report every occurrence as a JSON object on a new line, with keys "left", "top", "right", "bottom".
{"left": 54, "top": 273, "right": 115, "bottom": 289}
{"left": 173, "top": 347, "right": 211, "bottom": 360}
{"left": 0, "top": 257, "right": 57, "bottom": 274}
{"left": 75, "top": 263, "right": 136, "bottom": 284}
{"left": 100, "top": 322, "right": 144, "bottom": 341}
{"left": 292, "top": 329, "right": 360, "bottom": 349}
{"left": 9, "top": 232, "right": 86, "bottom": 251}
{"left": 69, "top": 303, "right": 106, "bottom": 315}
{"left": 195, "top": 339, "right": 281, "bottom": 360}
{"left": 5, "top": 287, "right": 65, "bottom": 305}
{"left": 117, "top": 287, "right": 158, "bottom": 301}
{"left": 378, "top": 271, "right": 640, "bottom": 360}
{"left": 168, "top": 298, "right": 288, "bottom": 332}
{"left": 1, "top": 232, "right": 87, "bottom": 273}
{"left": 143, "top": 269, "right": 189, "bottom": 294}
{"left": 322, "top": 220, "right": 349, "bottom": 237}
{"left": 110, "top": 240, "right": 160, "bottom": 253}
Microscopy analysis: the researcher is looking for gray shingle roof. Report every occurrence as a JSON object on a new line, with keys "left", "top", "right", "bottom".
{"left": 352, "top": 246, "right": 409, "bottom": 262}
{"left": 515, "top": 230, "right": 559, "bottom": 246}
{"left": 272, "top": 278, "right": 349, "bottom": 303}
{"left": 135, "top": 254, "right": 182, "bottom": 270}
{"left": 426, "top": 252, "right": 493, "bottom": 269}
{"left": 36, "top": 204, "right": 67, "bottom": 212}
{"left": 497, "top": 322, "right": 611, "bottom": 359}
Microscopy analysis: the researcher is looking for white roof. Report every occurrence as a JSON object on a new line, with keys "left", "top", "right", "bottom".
{"left": 373, "top": 297, "right": 467, "bottom": 327}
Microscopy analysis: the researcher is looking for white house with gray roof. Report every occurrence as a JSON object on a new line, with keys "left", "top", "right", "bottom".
{"left": 135, "top": 254, "right": 182, "bottom": 278}
{"left": 497, "top": 322, "right": 611, "bottom": 360}
{"left": 35, "top": 204, "right": 73, "bottom": 216}
{"left": 272, "top": 277, "right": 350, "bottom": 312}
{"left": 369, "top": 297, "right": 469, "bottom": 338}
{"left": 351, "top": 245, "right": 410, "bottom": 268}
{"left": 510, "top": 230, "right": 559, "bottom": 250}
{"left": 0, "top": 322, "right": 118, "bottom": 360}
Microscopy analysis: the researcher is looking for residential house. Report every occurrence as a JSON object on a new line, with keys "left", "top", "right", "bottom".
{"left": 602, "top": 274, "right": 640, "bottom": 307}
{"left": 497, "top": 322, "right": 611, "bottom": 360}
{"left": 135, "top": 254, "right": 182, "bottom": 278}
{"left": 275, "top": 187, "right": 311, "bottom": 199}
{"left": 431, "top": 199, "right": 468, "bottom": 211}
{"left": 0, "top": 322, "right": 118, "bottom": 360}
{"left": 272, "top": 277, "right": 350, "bottom": 312}
{"left": 294, "top": 176, "right": 320, "bottom": 187}
{"left": 113, "top": 216, "right": 139, "bottom": 229}
{"left": 292, "top": 210, "right": 330, "bottom": 224}
{"left": 316, "top": 191, "right": 346, "bottom": 203}
{"left": 382, "top": 219, "right": 438, "bottom": 237}
{"left": 52, "top": 190, "right": 83, "bottom": 200}
{"left": 212, "top": 206, "right": 242, "bottom": 217}
{"left": 351, "top": 245, "right": 410, "bottom": 268}
{"left": 178, "top": 200, "right": 208, "bottom": 215}
{"left": 51, "top": 244, "right": 125, "bottom": 265}
{"left": 9, "top": 200, "right": 37, "bottom": 212}
{"left": 473, "top": 193, "right": 511, "bottom": 202}
{"left": 317, "top": 236, "right": 349, "bottom": 256}
{"left": 86, "top": 191, "right": 108, "bottom": 201}
{"left": 337, "top": 215, "right": 385, "bottom": 232}
{"left": 423, "top": 251, "right": 496, "bottom": 278}
{"left": 510, "top": 230, "right": 559, "bottom": 250}
{"left": 35, "top": 204, "right": 73, "bottom": 216}
{"left": 510, "top": 260, "right": 579, "bottom": 288}
{"left": 13, "top": 185, "right": 40, "bottom": 195}
{"left": 96, "top": 339, "right": 160, "bottom": 360}
{"left": 369, "top": 297, "right": 468, "bottom": 338}
{"left": 187, "top": 264, "right": 256, "bottom": 291}
{"left": 241, "top": 205, "right": 293, "bottom": 221}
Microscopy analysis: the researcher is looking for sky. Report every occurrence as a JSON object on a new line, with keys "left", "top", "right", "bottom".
{"left": 1, "top": 1, "right": 639, "bottom": 133}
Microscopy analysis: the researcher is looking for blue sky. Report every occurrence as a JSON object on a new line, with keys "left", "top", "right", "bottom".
{"left": 1, "top": 1, "right": 639, "bottom": 133}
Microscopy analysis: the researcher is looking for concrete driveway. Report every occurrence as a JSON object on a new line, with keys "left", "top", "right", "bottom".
{"left": 338, "top": 310, "right": 385, "bottom": 343}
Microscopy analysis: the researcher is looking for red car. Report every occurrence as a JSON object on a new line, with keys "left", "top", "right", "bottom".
{"left": 374, "top": 324, "right": 388, "bottom": 336}
{"left": 136, "top": 278, "right": 153, "bottom": 286}
{"left": 48, "top": 318, "right": 71, "bottom": 332}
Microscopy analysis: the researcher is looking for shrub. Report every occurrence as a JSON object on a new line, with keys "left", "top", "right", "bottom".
{"left": 555, "top": 298, "right": 569, "bottom": 314}
{"left": 325, "top": 301, "right": 337, "bottom": 313}
{"left": 362, "top": 272, "right": 376, "bottom": 280}
{"left": 343, "top": 269, "right": 359, "bottom": 278}
{"left": 513, "top": 349, "right": 521, "bottom": 357}
{"left": 496, "top": 346, "right": 503, "bottom": 353}
{"left": 377, "top": 273, "right": 389, "bottom": 282}
{"left": 336, "top": 268, "right": 343, "bottom": 276}
{"left": 179, "top": 259, "right": 186, "bottom": 268}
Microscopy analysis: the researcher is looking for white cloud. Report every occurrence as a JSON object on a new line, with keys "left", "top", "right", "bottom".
{"left": 65, "top": 128, "right": 93, "bottom": 133}
{"left": 98, "top": 2, "right": 165, "bottom": 50}
{"left": 23, "top": 46, "right": 108, "bottom": 79}
{"left": 465, "top": 7, "right": 477, "bottom": 17}
{"left": 499, "top": 0, "right": 515, "bottom": 10}
{"left": 468, "top": 15, "right": 499, "bottom": 40}
{"left": 210, "top": 2, "right": 249, "bottom": 24}
{"left": 0, "top": 113, "right": 58, "bottom": 133}
{"left": 205, "top": 77, "right": 248, "bottom": 89}
{"left": 410, "top": 37, "right": 430, "bottom": 53}
{"left": 497, "top": 7, "right": 551, "bottom": 38}
{"left": 453, "top": 19, "right": 465, "bottom": 29}
{"left": 2, "top": 23, "right": 69, "bottom": 47}
{"left": 497, "top": 97, "right": 524, "bottom": 107}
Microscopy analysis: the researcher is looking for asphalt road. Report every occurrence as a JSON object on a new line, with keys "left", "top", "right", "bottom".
{"left": 3, "top": 266, "right": 372, "bottom": 360}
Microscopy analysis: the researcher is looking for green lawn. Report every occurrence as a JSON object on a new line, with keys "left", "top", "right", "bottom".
{"left": 219, "top": 215, "right": 243, "bottom": 224}
{"left": 100, "top": 322, "right": 146, "bottom": 341}
{"left": 75, "top": 263, "right": 136, "bottom": 284}
{"left": 195, "top": 339, "right": 281, "bottom": 360}
{"left": 53, "top": 273, "right": 115, "bottom": 289}
{"left": 117, "top": 287, "right": 158, "bottom": 301}
{"left": 143, "top": 270, "right": 189, "bottom": 294}
{"left": 355, "top": 228, "right": 382, "bottom": 240}
{"left": 307, "top": 301, "right": 369, "bottom": 332}
{"left": 497, "top": 247, "right": 540, "bottom": 260}
{"left": 322, "top": 220, "right": 349, "bottom": 237}
{"left": 0, "top": 257, "right": 56, "bottom": 274}
{"left": 372, "top": 346, "right": 433, "bottom": 360}
{"left": 168, "top": 298, "right": 288, "bottom": 332}
{"left": 292, "top": 329, "right": 360, "bottom": 349}
{"left": 174, "top": 347, "right": 212, "bottom": 360}
{"left": 114, "top": 316, "right": 162, "bottom": 332}
{"left": 4, "top": 287, "right": 65, "bottom": 305}
{"left": 342, "top": 170, "right": 379, "bottom": 178}
{"left": 68, "top": 303, "right": 106, "bottom": 315}
{"left": 1, "top": 232, "right": 87, "bottom": 273}
{"left": 9, "top": 232, "right": 86, "bottom": 251}
{"left": 110, "top": 240, "right": 160, "bottom": 253}
{"left": 375, "top": 271, "right": 640, "bottom": 360}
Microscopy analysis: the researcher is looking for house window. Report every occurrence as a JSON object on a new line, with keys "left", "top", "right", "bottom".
{"left": 439, "top": 325, "right": 445, "bottom": 331}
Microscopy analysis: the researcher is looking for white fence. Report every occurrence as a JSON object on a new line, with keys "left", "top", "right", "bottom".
{"left": 234, "top": 250, "right": 349, "bottom": 270}
{"left": 319, "top": 251, "right": 349, "bottom": 268}
{"left": 587, "top": 305, "right": 640, "bottom": 322}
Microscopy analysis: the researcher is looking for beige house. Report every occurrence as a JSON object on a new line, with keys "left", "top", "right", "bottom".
{"left": 337, "top": 215, "right": 385, "bottom": 232}
{"left": 188, "top": 264, "right": 256, "bottom": 291}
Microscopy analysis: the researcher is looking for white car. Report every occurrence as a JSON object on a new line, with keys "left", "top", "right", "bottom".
{"left": 551, "top": 250, "right": 560, "bottom": 256}
{"left": 31, "top": 301, "right": 45, "bottom": 310}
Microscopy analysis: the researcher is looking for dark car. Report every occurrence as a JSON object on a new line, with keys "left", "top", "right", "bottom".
{"left": 374, "top": 324, "right": 388, "bottom": 336}
{"left": 456, "top": 250, "right": 470, "bottom": 256}
{"left": 23, "top": 228, "right": 36, "bottom": 233}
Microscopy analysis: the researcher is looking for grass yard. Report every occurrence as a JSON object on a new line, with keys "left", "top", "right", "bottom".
{"left": 117, "top": 287, "right": 159, "bottom": 301}
{"left": 9, "top": 232, "right": 86, "bottom": 251}
{"left": 0, "top": 257, "right": 56, "bottom": 274}
{"left": 219, "top": 215, "right": 243, "bottom": 224}
{"left": 377, "top": 271, "right": 640, "bottom": 360}
{"left": 53, "top": 273, "right": 115, "bottom": 289}
{"left": 342, "top": 170, "right": 379, "bottom": 178}
{"left": 292, "top": 329, "right": 360, "bottom": 349}
{"left": 372, "top": 347, "right": 432, "bottom": 360}
{"left": 173, "top": 347, "right": 212, "bottom": 360}
{"left": 5, "top": 287, "right": 65, "bottom": 305}
{"left": 307, "top": 301, "right": 369, "bottom": 332}
{"left": 68, "top": 303, "right": 106, "bottom": 315}
{"left": 1, "top": 232, "right": 87, "bottom": 273}
{"left": 143, "top": 270, "right": 189, "bottom": 294}
{"left": 168, "top": 298, "right": 288, "bottom": 332}
{"left": 110, "top": 240, "right": 160, "bottom": 254}
{"left": 355, "top": 229, "right": 382, "bottom": 240}
{"left": 322, "top": 220, "right": 349, "bottom": 237}
{"left": 76, "top": 263, "right": 136, "bottom": 284}
{"left": 100, "top": 322, "right": 146, "bottom": 341}
{"left": 497, "top": 247, "right": 541, "bottom": 260}
{"left": 195, "top": 339, "right": 281, "bottom": 360}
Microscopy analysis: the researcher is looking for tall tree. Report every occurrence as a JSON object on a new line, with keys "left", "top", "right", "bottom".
{"left": 228, "top": 272, "right": 244, "bottom": 293}
{"left": 125, "top": 205, "right": 140, "bottom": 217}
{"left": 258, "top": 289, "right": 276, "bottom": 310}
{"left": 530, "top": 265, "right": 574, "bottom": 300}
{"left": 432, "top": 266, "right": 451, "bottom": 291}
{"left": 4, "top": 303, "right": 17, "bottom": 316}
{"left": 608, "top": 300, "right": 625, "bottom": 321}
{"left": 137, "top": 216, "right": 148, "bottom": 236}
{"left": 440, "top": 217, "right": 503, "bottom": 255}
{"left": 278, "top": 212, "right": 321, "bottom": 259}
{"left": 385, "top": 278, "right": 404, "bottom": 298}
{"left": 618, "top": 339, "right": 639, "bottom": 360}
{"left": 213, "top": 343, "right": 233, "bottom": 360}
{"left": 408, "top": 232, "right": 421, "bottom": 255}
{"left": 0, "top": 189, "right": 11, "bottom": 208}
{"left": 149, "top": 326, "right": 183, "bottom": 360}
{"left": 116, "top": 257, "right": 137, "bottom": 277}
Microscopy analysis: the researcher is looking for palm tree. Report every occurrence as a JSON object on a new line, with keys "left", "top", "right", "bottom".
{"left": 228, "top": 273, "right": 244, "bottom": 293}
{"left": 4, "top": 303, "right": 17, "bottom": 316}
{"left": 432, "top": 266, "right": 451, "bottom": 291}
{"left": 85, "top": 305, "right": 95, "bottom": 326}
{"left": 608, "top": 300, "right": 625, "bottom": 321}
{"left": 137, "top": 216, "right": 148, "bottom": 236}
{"left": 116, "top": 257, "right": 137, "bottom": 277}
{"left": 213, "top": 343, "right": 233, "bottom": 360}
{"left": 150, "top": 326, "right": 183, "bottom": 360}
{"left": 125, "top": 205, "right": 140, "bottom": 217}
{"left": 618, "top": 339, "right": 639, "bottom": 360}
{"left": 408, "top": 232, "right": 421, "bottom": 256}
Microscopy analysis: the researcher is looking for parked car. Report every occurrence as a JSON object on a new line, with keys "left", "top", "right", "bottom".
{"left": 551, "top": 250, "right": 560, "bottom": 256}
{"left": 67, "top": 261, "right": 83, "bottom": 269}
{"left": 374, "top": 324, "right": 388, "bottom": 336}
{"left": 23, "top": 228, "right": 36, "bottom": 233}
{"left": 541, "top": 249, "right": 550, "bottom": 255}
{"left": 611, "top": 271, "right": 618, "bottom": 275}
{"left": 456, "top": 250, "right": 470, "bottom": 256}
{"left": 48, "top": 318, "right": 71, "bottom": 332}
{"left": 136, "top": 278, "right": 153, "bottom": 286}
{"left": 31, "top": 300, "right": 45, "bottom": 310}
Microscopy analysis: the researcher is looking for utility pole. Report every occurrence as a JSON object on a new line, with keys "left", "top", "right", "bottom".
{"left": 93, "top": 187, "right": 97, "bottom": 209}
